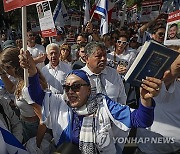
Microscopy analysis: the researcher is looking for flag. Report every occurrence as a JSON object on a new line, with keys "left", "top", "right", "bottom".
{"left": 94, "top": 0, "right": 109, "bottom": 35}
{"left": 53, "top": 0, "right": 68, "bottom": 30}
{"left": 0, "top": 120, "right": 28, "bottom": 154}
{"left": 90, "top": 0, "right": 115, "bottom": 23}
{"left": 83, "top": 0, "right": 90, "bottom": 25}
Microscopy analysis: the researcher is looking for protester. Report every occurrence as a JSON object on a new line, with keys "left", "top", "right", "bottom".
{"left": 59, "top": 43, "right": 72, "bottom": 65}
{"left": 0, "top": 96, "right": 23, "bottom": 142}
{"left": 0, "top": 47, "right": 47, "bottom": 143}
{"left": 72, "top": 43, "right": 87, "bottom": 70}
{"left": 81, "top": 41, "right": 127, "bottom": 104}
{"left": 135, "top": 47, "right": 180, "bottom": 154}
{"left": 107, "top": 35, "right": 136, "bottom": 76}
{"left": 19, "top": 49, "right": 162, "bottom": 153}
{"left": 41, "top": 43, "right": 71, "bottom": 94}
{"left": 27, "top": 31, "right": 46, "bottom": 70}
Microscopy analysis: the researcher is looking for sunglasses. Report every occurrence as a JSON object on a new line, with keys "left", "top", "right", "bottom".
{"left": 63, "top": 83, "right": 89, "bottom": 92}
{"left": 117, "top": 40, "right": 128, "bottom": 45}
{"left": 157, "top": 32, "right": 165, "bottom": 37}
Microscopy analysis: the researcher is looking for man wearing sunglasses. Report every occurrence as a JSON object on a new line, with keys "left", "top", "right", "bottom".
{"left": 19, "top": 50, "right": 162, "bottom": 153}
{"left": 107, "top": 35, "right": 137, "bottom": 76}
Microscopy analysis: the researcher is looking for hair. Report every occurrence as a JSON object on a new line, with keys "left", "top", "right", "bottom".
{"left": 118, "top": 34, "right": 130, "bottom": 42}
{"left": 170, "top": 23, "right": 178, "bottom": 29}
{"left": 76, "top": 33, "right": 88, "bottom": 40}
{"left": 59, "top": 43, "right": 72, "bottom": 62}
{"left": 84, "top": 41, "right": 106, "bottom": 57}
{"left": 0, "top": 48, "right": 24, "bottom": 79}
{"left": 46, "top": 43, "right": 60, "bottom": 54}
{"left": 0, "top": 47, "right": 47, "bottom": 98}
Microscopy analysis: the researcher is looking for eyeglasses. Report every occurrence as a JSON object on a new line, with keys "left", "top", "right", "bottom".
{"left": 63, "top": 83, "right": 89, "bottom": 92}
{"left": 117, "top": 40, "right": 128, "bottom": 45}
{"left": 157, "top": 32, "right": 165, "bottom": 37}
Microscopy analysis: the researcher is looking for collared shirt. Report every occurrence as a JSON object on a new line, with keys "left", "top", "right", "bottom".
{"left": 41, "top": 62, "right": 72, "bottom": 94}
{"left": 81, "top": 65, "right": 127, "bottom": 105}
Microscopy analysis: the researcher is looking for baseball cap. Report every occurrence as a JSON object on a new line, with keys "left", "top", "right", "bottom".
{"left": 2, "top": 40, "right": 16, "bottom": 50}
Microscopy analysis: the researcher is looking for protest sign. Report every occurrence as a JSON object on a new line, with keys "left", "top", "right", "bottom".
{"left": 36, "top": 1, "right": 57, "bottom": 37}
{"left": 164, "top": 10, "right": 180, "bottom": 45}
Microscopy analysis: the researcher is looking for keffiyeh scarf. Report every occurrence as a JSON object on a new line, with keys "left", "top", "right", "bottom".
{"left": 72, "top": 94, "right": 102, "bottom": 154}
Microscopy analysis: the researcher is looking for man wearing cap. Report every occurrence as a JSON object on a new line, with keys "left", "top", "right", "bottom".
{"left": 2, "top": 40, "right": 16, "bottom": 50}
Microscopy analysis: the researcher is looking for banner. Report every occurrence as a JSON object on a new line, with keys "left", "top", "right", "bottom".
{"left": 164, "top": 10, "right": 180, "bottom": 45}
{"left": 139, "top": 0, "right": 162, "bottom": 22}
{"left": 37, "top": 1, "right": 57, "bottom": 37}
{"left": 3, "top": 0, "right": 47, "bottom": 12}
{"left": 127, "top": 4, "right": 137, "bottom": 23}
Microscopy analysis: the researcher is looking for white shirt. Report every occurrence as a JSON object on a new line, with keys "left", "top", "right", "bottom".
{"left": 107, "top": 50, "right": 136, "bottom": 71}
{"left": 27, "top": 44, "right": 46, "bottom": 70}
{"left": 41, "top": 62, "right": 72, "bottom": 94}
{"left": 137, "top": 80, "right": 180, "bottom": 153}
{"left": 82, "top": 65, "right": 127, "bottom": 105}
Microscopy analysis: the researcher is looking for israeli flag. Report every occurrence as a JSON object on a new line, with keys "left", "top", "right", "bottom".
{"left": 53, "top": 0, "right": 68, "bottom": 29}
{"left": 0, "top": 120, "right": 28, "bottom": 154}
{"left": 94, "top": 0, "right": 109, "bottom": 36}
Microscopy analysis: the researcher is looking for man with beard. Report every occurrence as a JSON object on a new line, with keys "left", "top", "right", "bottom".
{"left": 72, "top": 43, "right": 87, "bottom": 70}
{"left": 41, "top": 43, "right": 71, "bottom": 94}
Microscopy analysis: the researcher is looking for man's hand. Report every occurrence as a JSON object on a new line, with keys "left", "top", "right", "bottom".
{"left": 140, "top": 77, "right": 162, "bottom": 107}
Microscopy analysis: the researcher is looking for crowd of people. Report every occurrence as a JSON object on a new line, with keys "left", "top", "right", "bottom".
{"left": 0, "top": 12, "right": 180, "bottom": 154}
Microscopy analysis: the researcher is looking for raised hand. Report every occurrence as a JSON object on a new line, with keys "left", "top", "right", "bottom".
{"left": 19, "top": 50, "right": 37, "bottom": 77}
{"left": 140, "top": 77, "right": 162, "bottom": 107}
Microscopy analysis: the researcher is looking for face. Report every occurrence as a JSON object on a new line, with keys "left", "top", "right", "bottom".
{"left": 115, "top": 36, "right": 128, "bottom": 54}
{"left": 104, "top": 37, "right": 111, "bottom": 48}
{"left": 60, "top": 48, "right": 70, "bottom": 59}
{"left": 27, "top": 32, "right": 36, "bottom": 43}
{"left": 86, "top": 47, "right": 107, "bottom": 74}
{"left": 152, "top": 28, "right": 165, "bottom": 43}
{"left": 76, "top": 36, "right": 86, "bottom": 45}
{"left": 78, "top": 47, "right": 86, "bottom": 60}
{"left": 129, "top": 37, "right": 138, "bottom": 49}
{"left": 168, "top": 26, "right": 178, "bottom": 39}
{"left": 47, "top": 46, "right": 60, "bottom": 67}
{"left": 64, "top": 74, "right": 91, "bottom": 108}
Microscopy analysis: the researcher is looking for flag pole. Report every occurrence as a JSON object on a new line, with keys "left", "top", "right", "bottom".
{"left": 22, "top": 6, "right": 28, "bottom": 87}
{"left": 89, "top": 0, "right": 100, "bottom": 22}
